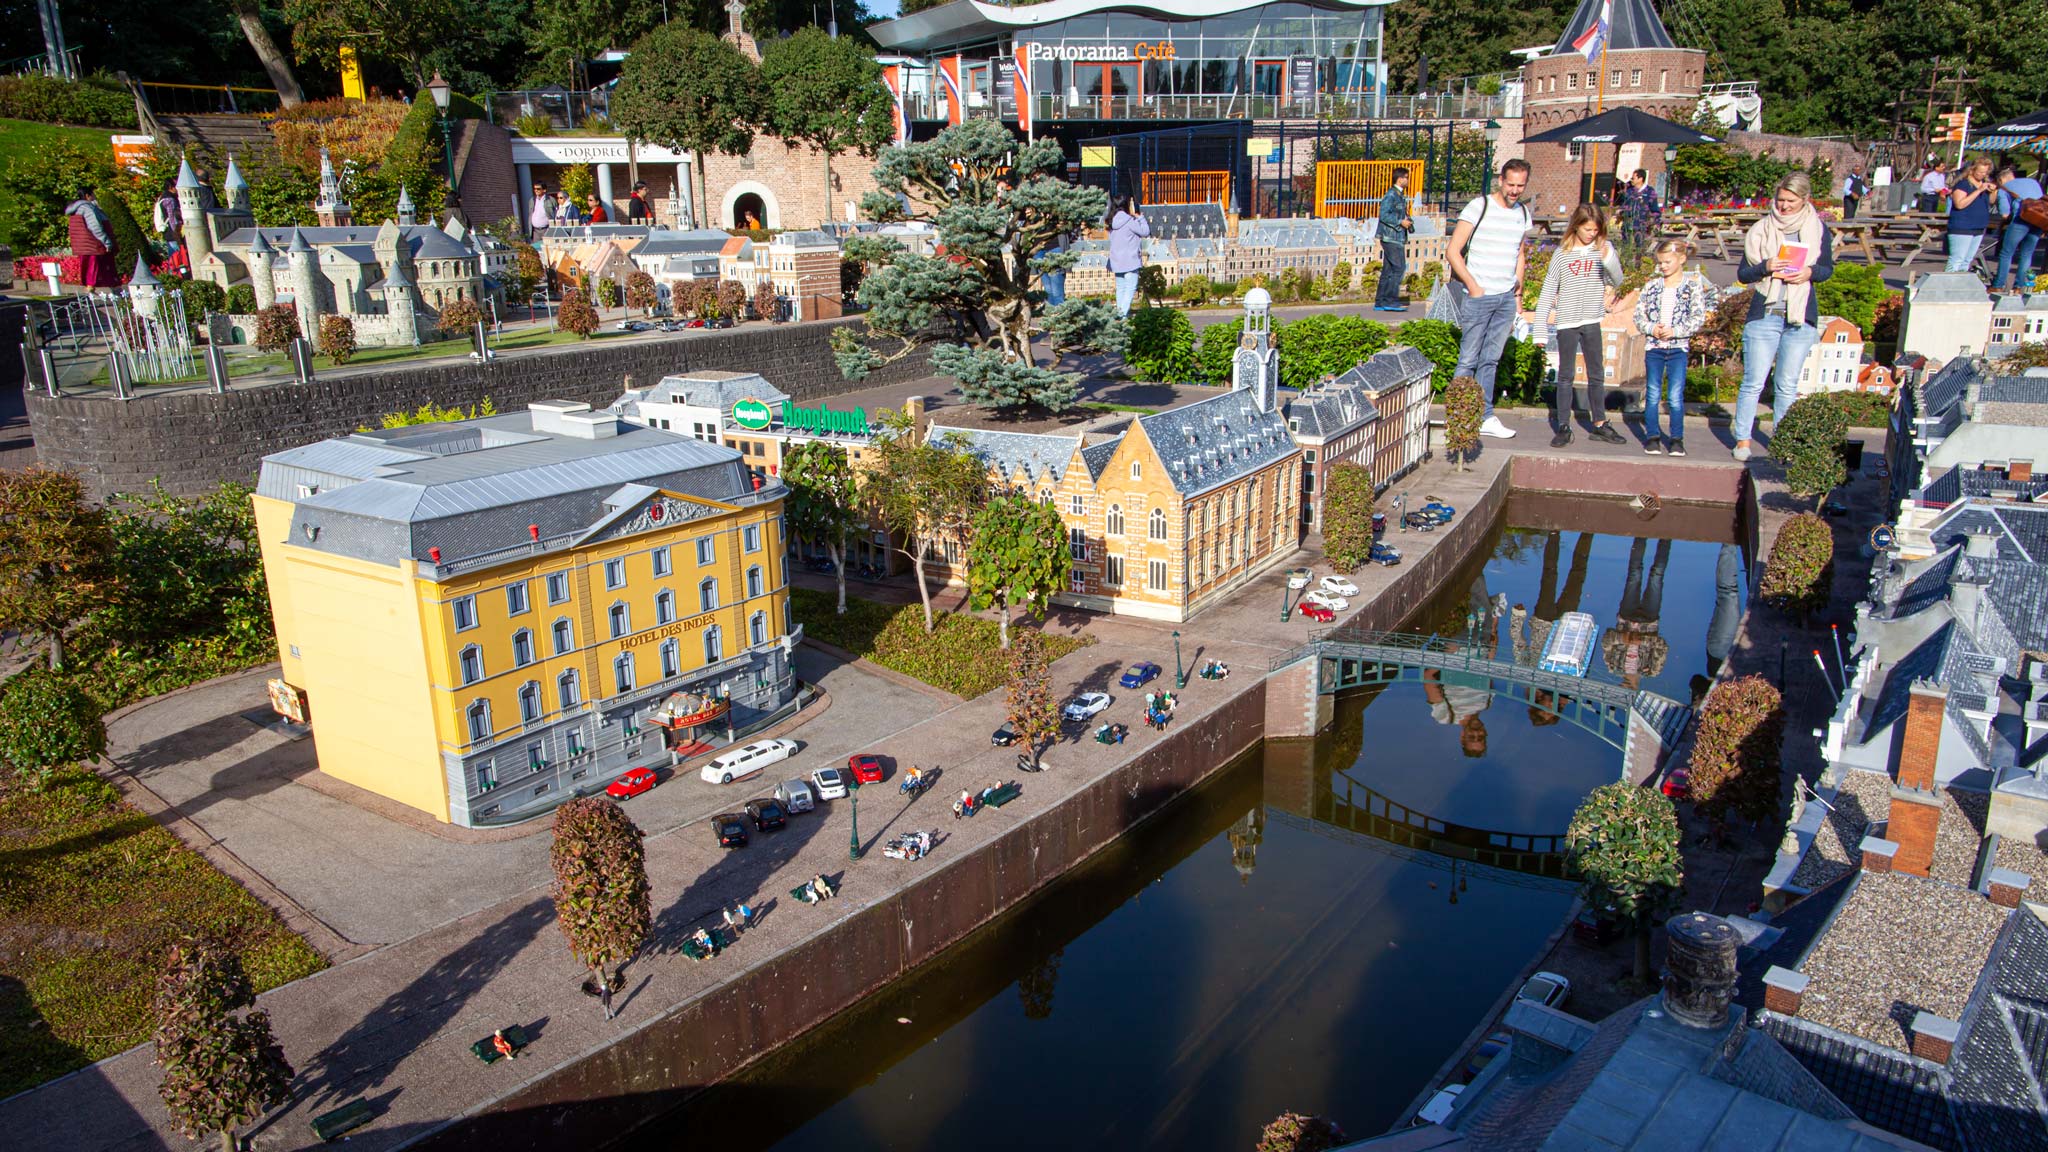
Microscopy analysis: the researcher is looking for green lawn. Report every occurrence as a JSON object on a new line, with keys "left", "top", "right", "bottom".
{"left": 0, "top": 767, "right": 327, "bottom": 1097}
{"left": 0, "top": 117, "right": 118, "bottom": 158}
{"left": 99, "top": 326, "right": 633, "bottom": 389}
{"left": 794, "top": 588, "right": 1093, "bottom": 699}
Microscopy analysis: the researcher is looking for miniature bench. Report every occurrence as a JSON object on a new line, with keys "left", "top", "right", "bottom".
{"left": 311, "top": 1099, "right": 375, "bottom": 1142}
{"left": 982, "top": 782, "right": 1023, "bottom": 808}
{"left": 469, "top": 1023, "right": 529, "bottom": 1065}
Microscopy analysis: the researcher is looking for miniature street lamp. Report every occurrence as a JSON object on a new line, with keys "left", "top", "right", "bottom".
{"left": 424, "top": 73, "right": 458, "bottom": 196}
{"left": 848, "top": 780, "right": 862, "bottom": 861}
{"left": 1172, "top": 630, "right": 1185, "bottom": 689}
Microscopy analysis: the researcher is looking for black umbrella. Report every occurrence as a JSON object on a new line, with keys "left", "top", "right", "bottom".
{"left": 1522, "top": 106, "right": 1720, "bottom": 146}
{"left": 1983, "top": 108, "right": 2048, "bottom": 137}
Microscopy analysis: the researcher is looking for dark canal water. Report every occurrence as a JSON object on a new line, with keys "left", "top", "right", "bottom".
{"left": 641, "top": 494, "right": 1747, "bottom": 1152}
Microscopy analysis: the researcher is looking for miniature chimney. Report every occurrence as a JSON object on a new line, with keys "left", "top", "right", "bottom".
{"left": 1762, "top": 967, "right": 1809, "bottom": 1017}
{"left": 1988, "top": 867, "right": 2033, "bottom": 909}
{"left": 1860, "top": 836, "right": 1899, "bottom": 873}
{"left": 1909, "top": 1012, "right": 1961, "bottom": 1064}
{"left": 1661, "top": 912, "right": 1739, "bottom": 1029}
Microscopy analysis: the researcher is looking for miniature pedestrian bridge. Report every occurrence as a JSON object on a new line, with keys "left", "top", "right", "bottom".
{"left": 1269, "top": 630, "right": 1692, "bottom": 767}
{"left": 1273, "top": 772, "right": 1582, "bottom": 893}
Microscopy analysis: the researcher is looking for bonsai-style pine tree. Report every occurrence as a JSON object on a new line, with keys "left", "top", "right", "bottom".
{"left": 834, "top": 117, "right": 1118, "bottom": 411}
{"left": 782, "top": 441, "right": 862, "bottom": 615}
{"left": 1688, "top": 674, "right": 1786, "bottom": 827}
{"left": 550, "top": 797, "right": 652, "bottom": 1021}
{"left": 966, "top": 494, "right": 1072, "bottom": 649}
{"left": 1444, "top": 375, "right": 1483, "bottom": 469}
{"left": 0, "top": 466, "right": 114, "bottom": 670}
{"left": 1758, "top": 513, "right": 1834, "bottom": 619}
{"left": 152, "top": 939, "right": 294, "bottom": 1152}
{"left": 1772, "top": 394, "right": 1849, "bottom": 508}
{"left": 557, "top": 289, "right": 599, "bottom": 338}
{"left": 861, "top": 409, "right": 987, "bottom": 632}
{"left": 1321, "top": 463, "right": 1376, "bottom": 570}
{"left": 1005, "top": 629, "right": 1060, "bottom": 771}
{"left": 1566, "top": 782, "right": 1684, "bottom": 982}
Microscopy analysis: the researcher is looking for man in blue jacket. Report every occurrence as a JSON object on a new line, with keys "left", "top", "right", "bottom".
{"left": 1376, "top": 168, "right": 1412, "bottom": 312}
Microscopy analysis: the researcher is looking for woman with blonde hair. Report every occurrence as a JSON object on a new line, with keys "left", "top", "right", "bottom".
{"left": 1945, "top": 155, "right": 1995, "bottom": 273}
{"left": 1532, "top": 203, "right": 1627, "bottom": 448}
{"left": 1732, "top": 170, "right": 1833, "bottom": 462}
{"left": 1632, "top": 238, "right": 1715, "bottom": 455}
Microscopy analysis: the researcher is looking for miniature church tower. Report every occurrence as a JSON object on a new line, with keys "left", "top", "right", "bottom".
{"left": 222, "top": 154, "right": 251, "bottom": 213}
{"left": 395, "top": 184, "right": 416, "bottom": 227}
{"left": 722, "top": 0, "right": 761, "bottom": 61}
{"left": 314, "top": 149, "right": 351, "bottom": 227}
{"left": 287, "top": 226, "right": 322, "bottom": 341}
{"left": 247, "top": 229, "right": 277, "bottom": 310}
{"left": 175, "top": 157, "right": 215, "bottom": 271}
{"left": 1232, "top": 287, "right": 1278, "bottom": 413}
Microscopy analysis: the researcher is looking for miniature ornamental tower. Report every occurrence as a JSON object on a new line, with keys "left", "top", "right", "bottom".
{"left": 395, "top": 183, "right": 416, "bottom": 227}
{"left": 287, "top": 226, "right": 321, "bottom": 341}
{"left": 126, "top": 255, "right": 160, "bottom": 317}
{"left": 315, "top": 148, "right": 351, "bottom": 227}
{"left": 222, "top": 154, "right": 251, "bottom": 212}
{"left": 174, "top": 156, "right": 214, "bottom": 270}
{"left": 383, "top": 257, "right": 421, "bottom": 347}
{"left": 247, "top": 229, "right": 277, "bottom": 310}
{"left": 1233, "top": 286, "right": 1278, "bottom": 413}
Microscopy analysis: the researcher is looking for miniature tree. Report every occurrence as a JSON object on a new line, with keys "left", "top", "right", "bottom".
{"left": 1178, "top": 274, "right": 1212, "bottom": 306}
{"left": 1321, "top": 463, "right": 1376, "bottom": 570}
{"left": 0, "top": 667, "right": 106, "bottom": 788}
{"left": 1005, "top": 629, "right": 1061, "bottom": 771}
{"left": 1565, "top": 781, "right": 1684, "bottom": 983}
{"left": 966, "top": 494, "right": 1072, "bottom": 649}
{"left": 436, "top": 298, "right": 483, "bottom": 342}
{"left": 557, "top": 289, "right": 599, "bottom": 338}
{"left": 716, "top": 279, "right": 748, "bottom": 319}
{"left": 1772, "top": 394, "right": 1849, "bottom": 507}
{"left": 782, "top": 441, "right": 862, "bottom": 614}
{"left": 1124, "top": 307, "right": 1197, "bottom": 384}
{"left": 152, "top": 939, "right": 294, "bottom": 1152}
{"left": 752, "top": 279, "right": 778, "bottom": 321}
{"left": 507, "top": 238, "right": 545, "bottom": 309}
{"left": 549, "top": 797, "right": 651, "bottom": 1021}
{"left": 1688, "top": 674, "right": 1786, "bottom": 827}
{"left": 252, "top": 303, "right": 298, "bottom": 352}
{"left": 1258, "top": 1112, "right": 1347, "bottom": 1152}
{"left": 834, "top": 118, "right": 1117, "bottom": 407}
{"left": 625, "top": 270, "right": 658, "bottom": 316}
{"left": 0, "top": 466, "right": 114, "bottom": 670}
{"left": 1758, "top": 513, "right": 1834, "bottom": 620}
{"left": 1444, "top": 375, "right": 1483, "bottom": 469}
{"left": 758, "top": 28, "right": 896, "bottom": 229}
{"left": 595, "top": 277, "right": 621, "bottom": 311}
{"left": 861, "top": 408, "right": 987, "bottom": 632}
{"left": 612, "top": 25, "right": 763, "bottom": 230}
{"left": 316, "top": 314, "right": 356, "bottom": 365}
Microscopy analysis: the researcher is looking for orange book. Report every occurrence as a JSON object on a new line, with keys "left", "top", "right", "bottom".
{"left": 1776, "top": 243, "right": 1811, "bottom": 272}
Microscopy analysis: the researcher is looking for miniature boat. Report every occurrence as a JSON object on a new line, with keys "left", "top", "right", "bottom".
{"left": 1538, "top": 611, "right": 1599, "bottom": 677}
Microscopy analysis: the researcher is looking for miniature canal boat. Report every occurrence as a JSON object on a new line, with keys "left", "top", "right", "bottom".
{"left": 1538, "top": 611, "right": 1599, "bottom": 677}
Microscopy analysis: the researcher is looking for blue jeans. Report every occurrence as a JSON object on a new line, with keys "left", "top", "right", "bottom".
{"left": 1114, "top": 270, "right": 1139, "bottom": 316}
{"left": 1451, "top": 287, "right": 1518, "bottom": 420}
{"left": 1997, "top": 221, "right": 2039, "bottom": 290}
{"left": 1040, "top": 246, "right": 1067, "bottom": 307}
{"left": 1946, "top": 232, "right": 1984, "bottom": 272}
{"left": 1736, "top": 314, "right": 1821, "bottom": 443}
{"left": 1642, "top": 348, "right": 1688, "bottom": 442}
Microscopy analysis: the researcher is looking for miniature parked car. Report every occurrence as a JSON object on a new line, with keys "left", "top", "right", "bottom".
{"left": 1464, "top": 1032, "right": 1512, "bottom": 1080}
{"left": 1572, "top": 907, "right": 1624, "bottom": 945}
{"left": 810, "top": 766, "right": 849, "bottom": 800}
{"left": 991, "top": 723, "right": 1018, "bottom": 747}
{"left": 713, "top": 812, "right": 748, "bottom": 849}
{"left": 1660, "top": 766, "right": 1692, "bottom": 801}
{"left": 1320, "top": 575, "right": 1359, "bottom": 597}
{"left": 1368, "top": 542, "right": 1402, "bottom": 567}
{"left": 775, "top": 778, "right": 816, "bottom": 814}
{"left": 699, "top": 738, "right": 798, "bottom": 785}
{"left": 1286, "top": 566, "right": 1313, "bottom": 589}
{"left": 605, "top": 766, "right": 659, "bottom": 800}
{"left": 1298, "top": 602, "right": 1335, "bottom": 623}
{"left": 1302, "top": 589, "right": 1349, "bottom": 612}
{"left": 1518, "top": 972, "right": 1572, "bottom": 1009}
{"left": 1062, "top": 692, "right": 1112, "bottom": 722}
{"left": 1414, "top": 1085, "right": 1464, "bottom": 1126}
{"left": 615, "top": 319, "right": 651, "bottom": 332}
{"left": 1119, "top": 662, "right": 1162, "bottom": 689}
{"left": 847, "top": 753, "right": 886, "bottom": 784}
{"left": 745, "top": 797, "right": 787, "bottom": 832}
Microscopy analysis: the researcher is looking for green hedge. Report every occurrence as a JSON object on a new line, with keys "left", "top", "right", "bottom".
{"left": 0, "top": 74, "right": 136, "bottom": 129}
{"left": 793, "top": 588, "right": 1092, "bottom": 699}
{"left": 1126, "top": 307, "right": 1196, "bottom": 383}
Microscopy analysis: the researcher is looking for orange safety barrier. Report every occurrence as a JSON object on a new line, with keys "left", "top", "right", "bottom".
{"left": 1141, "top": 170, "right": 1232, "bottom": 206}
{"left": 1313, "top": 160, "right": 1427, "bottom": 219}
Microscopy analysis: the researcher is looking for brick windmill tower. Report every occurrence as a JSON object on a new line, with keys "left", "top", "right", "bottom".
{"left": 1521, "top": 0, "right": 1706, "bottom": 213}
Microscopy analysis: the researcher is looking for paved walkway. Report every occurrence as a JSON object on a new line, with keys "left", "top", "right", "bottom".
{"left": 0, "top": 431, "right": 1748, "bottom": 1151}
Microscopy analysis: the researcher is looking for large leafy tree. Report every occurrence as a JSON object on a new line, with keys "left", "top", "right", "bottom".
{"left": 1565, "top": 782, "right": 1685, "bottom": 983}
{"left": 152, "top": 939, "right": 294, "bottom": 1152}
{"left": 782, "top": 441, "right": 863, "bottom": 616}
{"left": 99, "top": 481, "right": 274, "bottom": 661}
{"left": 1321, "top": 463, "right": 1377, "bottom": 571}
{"left": 759, "top": 28, "right": 897, "bottom": 227}
{"left": 283, "top": 0, "right": 466, "bottom": 88}
{"left": 0, "top": 467, "right": 115, "bottom": 671}
{"left": 861, "top": 409, "right": 986, "bottom": 633}
{"left": 835, "top": 118, "right": 1118, "bottom": 411}
{"left": 550, "top": 797, "right": 652, "bottom": 1021}
{"left": 966, "top": 494, "right": 1071, "bottom": 649}
{"left": 611, "top": 25, "right": 765, "bottom": 230}
{"left": 1005, "top": 629, "right": 1060, "bottom": 771}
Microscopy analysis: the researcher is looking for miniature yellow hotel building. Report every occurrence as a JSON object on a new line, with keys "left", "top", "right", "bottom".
{"left": 252, "top": 400, "right": 796, "bottom": 827}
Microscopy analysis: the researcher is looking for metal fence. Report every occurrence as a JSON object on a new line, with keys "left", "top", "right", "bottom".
{"left": 31, "top": 291, "right": 196, "bottom": 393}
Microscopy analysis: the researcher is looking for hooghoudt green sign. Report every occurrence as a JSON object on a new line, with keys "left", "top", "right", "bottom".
{"left": 780, "top": 400, "right": 870, "bottom": 437}
{"left": 730, "top": 398, "right": 773, "bottom": 430}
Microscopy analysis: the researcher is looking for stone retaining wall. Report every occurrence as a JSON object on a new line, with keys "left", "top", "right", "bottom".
{"left": 24, "top": 318, "right": 929, "bottom": 501}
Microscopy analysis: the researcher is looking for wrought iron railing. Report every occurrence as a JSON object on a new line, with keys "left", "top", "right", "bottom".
{"left": 138, "top": 81, "right": 280, "bottom": 116}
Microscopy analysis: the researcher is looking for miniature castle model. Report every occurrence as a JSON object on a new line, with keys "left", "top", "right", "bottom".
{"left": 185, "top": 149, "right": 492, "bottom": 348}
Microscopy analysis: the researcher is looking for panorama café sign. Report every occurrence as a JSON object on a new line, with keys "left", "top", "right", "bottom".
{"left": 1026, "top": 41, "right": 1177, "bottom": 61}
{"left": 731, "top": 398, "right": 872, "bottom": 437}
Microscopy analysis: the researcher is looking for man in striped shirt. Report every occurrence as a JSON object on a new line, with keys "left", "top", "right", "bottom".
{"left": 1446, "top": 158, "right": 1533, "bottom": 439}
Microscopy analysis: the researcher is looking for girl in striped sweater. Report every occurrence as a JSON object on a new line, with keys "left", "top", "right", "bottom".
{"left": 1534, "top": 205, "right": 1627, "bottom": 448}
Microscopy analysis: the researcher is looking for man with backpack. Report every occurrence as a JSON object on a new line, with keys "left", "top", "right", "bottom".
{"left": 1375, "top": 167, "right": 1412, "bottom": 312}
{"left": 152, "top": 180, "right": 182, "bottom": 262}
{"left": 1841, "top": 169, "right": 1868, "bottom": 220}
{"left": 1445, "top": 158, "right": 1533, "bottom": 440}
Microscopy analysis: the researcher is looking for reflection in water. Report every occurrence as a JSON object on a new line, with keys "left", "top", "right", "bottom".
{"left": 636, "top": 500, "right": 1746, "bottom": 1152}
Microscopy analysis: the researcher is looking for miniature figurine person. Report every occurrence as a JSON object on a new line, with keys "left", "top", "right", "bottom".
{"left": 492, "top": 1029, "right": 518, "bottom": 1060}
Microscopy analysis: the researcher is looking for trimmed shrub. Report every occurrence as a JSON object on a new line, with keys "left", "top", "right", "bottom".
{"left": 224, "top": 285, "right": 257, "bottom": 314}
{"left": 1773, "top": 393, "right": 1850, "bottom": 507}
{"left": 1814, "top": 261, "right": 1894, "bottom": 337}
{"left": 1322, "top": 463, "right": 1376, "bottom": 570}
{"left": 316, "top": 315, "right": 356, "bottom": 365}
{"left": 1258, "top": 1112, "right": 1346, "bottom": 1152}
{"left": 172, "top": 278, "right": 224, "bottom": 330}
{"left": 1759, "top": 512, "right": 1833, "bottom": 617}
{"left": 0, "top": 669, "right": 106, "bottom": 787}
{"left": 1277, "top": 313, "right": 1388, "bottom": 392}
{"left": 558, "top": 289, "right": 599, "bottom": 337}
{"left": 1688, "top": 674, "right": 1785, "bottom": 824}
{"left": 0, "top": 73, "right": 137, "bottom": 128}
{"left": 626, "top": 269, "right": 658, "bottom": 314}
{"left": 1445, "top": 375, "right": 1482, "bottom": 465}
{"left": 1392, "top": 317, "right": 1461, "bottom": 394}
{"left": 1193, "top": 317, "right": 1247, "bottom": 385}
{"left": 252, "top": 303, "right": 297, "bottom": 352}
{"left": 1125, "top": 306, "right": 1197, "bottom": 383}
{"left": 1178, "top": 274, "right": 1212, "bottom": 305}
{"left": 1822, "top": 388, "right": 1892, "bottom": 428}
{"left": 435, "top": 298, "right": 483, "bottom": 341}
{"left": 96, "top": 184, "right": 153, "bottom": 268}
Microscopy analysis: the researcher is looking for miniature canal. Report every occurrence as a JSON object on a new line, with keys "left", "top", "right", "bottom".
{"left": 639, "top": 493, "right": 1749, "bottom": 1151}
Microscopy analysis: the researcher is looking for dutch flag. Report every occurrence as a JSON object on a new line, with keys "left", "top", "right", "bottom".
{"left": 1573, "top": 0, "right": 1611, "bottom": 63}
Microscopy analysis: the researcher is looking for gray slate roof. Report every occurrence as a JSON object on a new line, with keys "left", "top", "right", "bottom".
{"left": 610, "top": 371, "right": 789, "bottom": 418}
{"left": 1922, "top": 466, "right": 2048, "bottom": 506}
{"left": 1930, "top": 503, "right": 2048, "bottom": 565}
{"left": 1983, "top": 375, "right": 2048, "bottom": 406}
{"left": 220, "top": 224, "right": 474, "bottom": 260}
{"left": 1551, "top": 0, "right": 1676, "bottom": 53}
{"left": 1235, "top": 219, "right": 1340, "bottom": 249}
{"left": 628, "top": 228, "right": 735, "bottom": 257}
{"left": 925, "top": 425, "right": 1080, "bottom": 487}
{"left": 1334, "top": 345, "right": 1436, "bottom": 397}
{"left": 1143, "top": 204, "right": 1227, "bottom": 239}
{"left": 1286, "top": 380, "right": 1378, "bottom": 439}
{"left": 1914, "top": 272, "right": 1993, "bottom": 307}
{"left": 1136, "top": 388, "right": 1298, "bottom": 497}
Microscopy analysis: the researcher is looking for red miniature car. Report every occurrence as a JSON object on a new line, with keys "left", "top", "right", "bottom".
{"left": 1298, "top": 602, "right": 1335, "bottom": 623}
{"left": 1660, "top": 767, "right": 1692, "bottom": 801}
{"left": 848, "top": 754, "right": 886, "bottom": 784}
{"left": 605, "top": 767, "right": 659, "bottom": 800}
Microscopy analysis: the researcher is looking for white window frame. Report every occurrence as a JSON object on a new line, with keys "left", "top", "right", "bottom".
{"left": 558, "top": 669, "right": 580, "bottom": 711}
{"left": 704, "top": 625, "right": 724, "bottom": 664}
{"left": 652, "top": 546, "right": 672, "bottom": 576}
{"left": 1105, "top": 554, "right": 1125, "bottom": 586}
{"left": 613, "top": 652, "right": 635, "bottom": 695}
{"left": 552, "top": 618, "right": 573, "bottom": 655}
{"left": 467, "top": 699, "right": 491, "bottom": 742}
{"left": 506, "top": 582, "right": 529, "bottom": 616}
{"left": 700, "top": 577, "right": 720, "bottom": 612}
{"left": 696, "top": 537, "right": 715, "bottom": 565}
{"left": 660, "top": 638, "right": 681, "bottom": 679}
{"left": 1149, "top": 558, "right": 1168, "bottom": 590}
{"left": 656, "top": 589, "right": 676, "bottom": 625}
{"left": 546, "top": 572, "right": 569, "bottom": 604}
{"left": 453, "top": 595, "right": 478, "bottom": 631}
{"left": 609, "top": 602, "right": 630, "bottom": 638}
{"left": 750, "top": 610, "right": 767, "bottom": 646}
{"left": 747, "top": 565, "right": 764, "bottom": 598}
{"left": 512, "top": 629, "right": 535, "bottom": 668}
{"left": 460, "top": 644, "right": 484, "bottom": 685}
{"left": 519, "top": 681, "right": 541, "bottom": 723}
{"left": 1149, "top": 507, "right": 1167, "bottom": 541}
{"left": 1106, "top": 504, "right": 1124, "bottom": 536}
{"left": 744, "top": 524, "right": 762, "bottom": 553}
{"left": 604, "top": 558, "right": 626, "bottom": 589}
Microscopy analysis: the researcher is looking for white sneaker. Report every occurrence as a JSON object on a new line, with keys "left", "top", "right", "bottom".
{"left": 1480, "top": 416, "right": 1517, "bottom": 439}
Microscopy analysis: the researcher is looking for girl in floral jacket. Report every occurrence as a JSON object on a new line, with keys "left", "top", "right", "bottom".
{"left": 1631, "top": 240, "right": 1715, "bottom": 455}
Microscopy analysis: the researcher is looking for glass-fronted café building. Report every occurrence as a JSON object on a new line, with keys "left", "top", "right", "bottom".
{"left": 869, "top": 0, "right": 1391, "bottom": 141}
